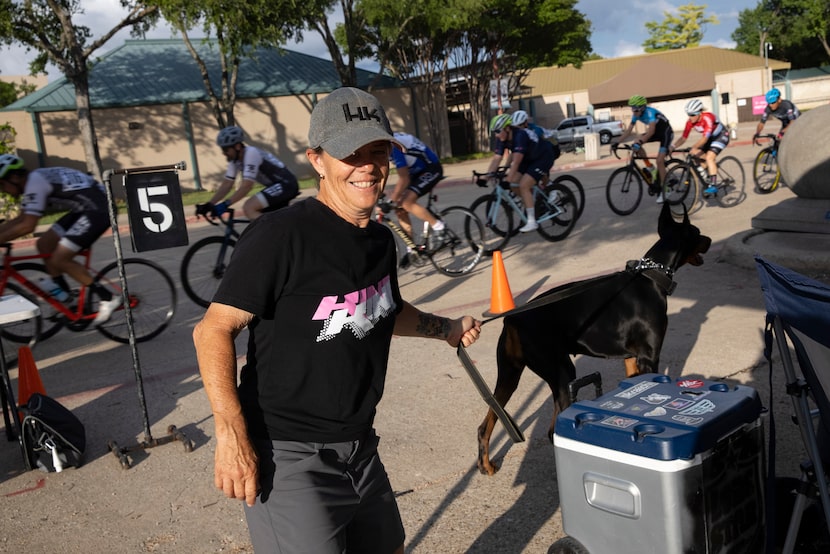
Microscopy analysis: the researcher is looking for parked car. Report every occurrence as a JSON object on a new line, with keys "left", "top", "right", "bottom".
{"left": 548, "top": 115, "right": 624, "bottom": 145}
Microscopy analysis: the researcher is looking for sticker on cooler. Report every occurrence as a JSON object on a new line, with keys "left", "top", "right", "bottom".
{"left": 601, "top": 416, "right": 638, "bottom": 428}
{"left": 680, "top": 399, "right": 716, "bottom": 416}
{"left": 615, "top": 380, "right": 659, "bottom": 399}
{"left": 677, "top": 378, "right": 705, "bottom": 388}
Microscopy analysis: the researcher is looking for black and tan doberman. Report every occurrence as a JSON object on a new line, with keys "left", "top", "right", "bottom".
{"left": 477, "top": 204, "right": 712, "bottom": 475}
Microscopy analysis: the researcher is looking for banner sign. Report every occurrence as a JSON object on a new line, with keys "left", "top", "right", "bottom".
{"left": 124, "top": 170, "right": 189, "bottom": 252}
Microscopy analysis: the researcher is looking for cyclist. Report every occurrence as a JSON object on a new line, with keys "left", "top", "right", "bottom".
{"left": 611, "top": 95, "right": 674, "bottom": 203}
{"left": 512, "top": 110, "right": 561, "bottom": 159}
{"left": 671, "top": 99, "right": 731, "bottom": 196}
{"left": 387, "top": 132, "right": 445, "bottom": 251}
{"left": 0, "top": 155, "right": 121, "bottom": 325}
{"left": 754, "top": 88, "right": 800, "bottom": 140}
{"left": 196, "top": 126, "right": 299, "bottom": 220}
{"left": 485, "top": 113, "right": 557, "bottom": 232}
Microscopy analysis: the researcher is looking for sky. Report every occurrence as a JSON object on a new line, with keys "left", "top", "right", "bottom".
{"left": 0, "top": 0, "right": 762, "bottom": 81}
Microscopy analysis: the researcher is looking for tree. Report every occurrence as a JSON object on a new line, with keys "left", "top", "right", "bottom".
{"left": 642, "top": 3, "right": 718, "bottom": 52}
{"left": 732, "top": 1, "right": 830, "bottom": 69}
{"left": 156, "top": 0, "right": 307, "bottom": 128}
{"left": 302, "top": 0, "right": 371, "bottom": 88}
{"left": 0, "top": 0, "right": 159, "bottom": 180}
{"left": 449, "top": 0, "right": 592, "bottom": 152}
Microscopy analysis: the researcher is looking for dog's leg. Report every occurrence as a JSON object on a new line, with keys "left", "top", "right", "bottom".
{"left": 532, "top": 354, "right": 576, "bottom": 443}
{"left": 624, "top": 357, "right": 640, "bottom": 377}
{"left": 477, "top": 324, "right": 524, "bottom": 476}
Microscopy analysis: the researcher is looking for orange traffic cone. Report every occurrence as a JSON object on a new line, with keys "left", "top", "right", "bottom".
{"left": 17, "top": 346, "right": 46, "bottom": 411}
{"left": 487, "top": 250, "right": 516, "bottom": 316}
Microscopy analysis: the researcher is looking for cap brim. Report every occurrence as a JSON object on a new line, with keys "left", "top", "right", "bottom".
{"left": 320, "top": 129, "right": 404, "bottom": 160}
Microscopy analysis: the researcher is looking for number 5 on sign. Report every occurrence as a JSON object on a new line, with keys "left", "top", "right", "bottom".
{"left": 125, "top": 170, "right": 189, "bottom": 252}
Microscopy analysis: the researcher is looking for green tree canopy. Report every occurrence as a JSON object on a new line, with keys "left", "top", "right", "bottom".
{"left": 643, "top": 3, "right": 718, "bottom": 52}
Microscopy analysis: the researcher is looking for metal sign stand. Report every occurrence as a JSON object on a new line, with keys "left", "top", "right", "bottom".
{"left": 101, "top": 162, "right": 193, "bottom": 469}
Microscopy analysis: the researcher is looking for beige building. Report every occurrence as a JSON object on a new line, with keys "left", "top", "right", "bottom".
{"left": 0, "top": 39, "right": 441, "bottom": 191}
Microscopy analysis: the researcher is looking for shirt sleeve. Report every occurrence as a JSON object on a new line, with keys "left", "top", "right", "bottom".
{"left": 20, "top": 172, "right": 52, "bottom": 216}
{"left": 241, "top": 148, "right": 264, "bottom": 182}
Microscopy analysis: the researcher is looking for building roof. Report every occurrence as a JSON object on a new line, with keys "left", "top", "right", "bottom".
{"left": 2, "top": 39, "right": 400, "bottom": 113}
{"left": 523, "top": 46, "right": 791, "bottom": 97}
{"left": 588, "top": 58, "right": 715, "bottom": 106}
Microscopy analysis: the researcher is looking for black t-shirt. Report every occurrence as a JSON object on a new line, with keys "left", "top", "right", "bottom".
{"left": 213, "top": 197, "right": 403, "bottom": 443}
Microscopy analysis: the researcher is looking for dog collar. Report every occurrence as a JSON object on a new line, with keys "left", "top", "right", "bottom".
{"left": 626, "top": 258, "right": 677, "bottom": 295}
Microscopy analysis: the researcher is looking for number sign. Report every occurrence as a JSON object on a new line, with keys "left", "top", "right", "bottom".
{"left": 125, "top": 170, "right": 189, "bottom": 252}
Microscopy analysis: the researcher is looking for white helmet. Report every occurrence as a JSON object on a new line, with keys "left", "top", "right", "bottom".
{"left": 684, "top": 99, "right": 704, "bottom": 116}
{"left": 511, "top": 110, "right": 529, "bottom": 126}
{"left": 216, "top": 126, "right": 244, "bottom": 148}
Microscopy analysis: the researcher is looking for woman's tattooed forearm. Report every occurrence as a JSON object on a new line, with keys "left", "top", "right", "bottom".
{"left": 416, "top": 314, "right": 451, "bottom": 338}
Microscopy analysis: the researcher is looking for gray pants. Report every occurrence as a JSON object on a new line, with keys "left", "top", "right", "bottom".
{"left": 244, "top": 430, "right": 405, "bottom": 553}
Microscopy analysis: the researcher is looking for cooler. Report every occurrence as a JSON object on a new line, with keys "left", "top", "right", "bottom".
{"left": 552, "top": 374, "right": 765, "bottom": 554}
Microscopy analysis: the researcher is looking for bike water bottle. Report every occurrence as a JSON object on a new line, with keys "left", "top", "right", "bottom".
{"left": 39, "top": 276, "right": 70, "bottom": 302}
{"left": 695, "top": 163, "right": 708, "bottom": 181}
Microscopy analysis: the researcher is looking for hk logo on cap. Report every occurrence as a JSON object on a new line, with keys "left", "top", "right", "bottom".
{"left": 341, "top": 103, "right": 380, "bottom": 123}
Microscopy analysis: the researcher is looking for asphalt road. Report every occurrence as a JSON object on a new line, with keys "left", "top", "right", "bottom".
{"left": 0, "top": 138, "right": 826, "bottom": 553}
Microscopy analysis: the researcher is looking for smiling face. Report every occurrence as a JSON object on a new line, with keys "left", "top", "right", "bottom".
{"left": 307, "top": 141, "right": 392, "bottom": 227}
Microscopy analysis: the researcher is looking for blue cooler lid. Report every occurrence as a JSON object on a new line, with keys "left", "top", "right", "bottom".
{"left": 554, "top": 374, "right": 762, "bottom": 460}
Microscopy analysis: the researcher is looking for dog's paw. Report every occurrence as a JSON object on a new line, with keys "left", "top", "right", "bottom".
{"left": 476, "top": 459, "right": 500, "bottom": 476}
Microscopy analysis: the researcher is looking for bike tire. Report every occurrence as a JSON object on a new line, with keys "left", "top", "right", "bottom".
{"left": 665, "top": 163, "right": 702, "bottom": 217}
{"left": 428, "top": 206, "right": 485, "bottom": 277}
{"left": 180, "top": 235, "right": 237, "bottom": 308}
{"left": 94, "top": 258, "right": 177, "bottom": 343}
{"left": 0, "top": 281, "right": 43, "bottom": 368}
{"left": 550, "top": 174, "right": 585, "bottom": 219}
{"left": 535, "top": 183, "right": 577, "bottom": 242}
{"left": 753, "top": 148, "right": 780, "bottom": 194}
{"left": 715, "top": 155, "right": 746, "bottom": 208}
{"left": 606, "top": 167, "right": 643, "bottom": 216}
{"left": 9, "top": 262, "right": 66, "bottom": 341}
{"left": 469, "top": 193, "right": 514, "bottom": 256}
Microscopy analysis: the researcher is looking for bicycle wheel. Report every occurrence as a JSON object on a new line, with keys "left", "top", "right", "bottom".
{"left": 10, "top": 263, "right": 66, "bottom": 341}
{"left": 428, "top": 206, "right": 485, "bottom": 277}
{"left": 0, "top": 282, "right": 43, "bottom": 368}
{"left": 180, "top": 235, "right": 236, "bottom": 308}
{"left": 753, "top": 148, "right": 780, "bottom": 194}
{"left": 535, "top": 183, "right": 577, "bottom": 242}
{"left": 606, "top": 167, "right": 643, "bottom": 216}
{"left": 716, "top": 155, "right": 746, "bottom": 208}
{"left": 93, "top": 258, "right": 177, "bottom": 343}
{"left": 550, "top": 174, "right": 585, "bottom": 219}
{"left": 469, "top": 193, "right": 514, "bottom": 256}
{"left": 665, "top": 164, "right": 702, "bottom": 217}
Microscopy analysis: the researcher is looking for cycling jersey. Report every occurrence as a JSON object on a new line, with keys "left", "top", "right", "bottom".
{"left": 225, "top": 146, "right": 292, "bottom": 186}
{"left": 390, "top": 132, "right": 441, "bottom": 175}
{"left": 761, "top": 100, "right": 800, "bottom": 129}
{"left": 681, "top": 112, "right": 726, "bottom": 140}
{"left": 494, "top": 127, "right": 556, "bottom": 181}
{"left": 20, "top": 167, "right": 107, "bottom": 217}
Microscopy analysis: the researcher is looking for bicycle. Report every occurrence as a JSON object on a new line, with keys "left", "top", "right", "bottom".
{"left": 375, "top": 190, "right": 485, "bottom": 277}
{"left": 752, "top": 133, "right": 782, "bottom": 194}
{"left": 469, "top": 167, "right": 578, "bottom": 255}
{"left": 662, "top": 148, "right": 746, "bottom": 217}
{"left": 606, "top": 143, "right": 680, "bottom": 216}
{"left": 0, "top": 242, "right": 176, "bottom": 358}
{"left": 180, "top": 208, "right": 249, "bottom": 308}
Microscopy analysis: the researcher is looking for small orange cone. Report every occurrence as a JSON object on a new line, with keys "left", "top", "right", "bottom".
{"left": 17, "top": 346, "right": 46, "bottom": 413}
{"left": 488, "top": 250, "right": 516, "bottom": 315}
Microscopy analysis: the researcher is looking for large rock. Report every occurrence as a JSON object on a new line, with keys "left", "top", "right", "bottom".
{"left": 779, "top": 103, "right": 830, "bottom": 198}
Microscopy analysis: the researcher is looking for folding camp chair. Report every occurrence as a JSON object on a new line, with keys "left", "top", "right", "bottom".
{"left": 756, "top": 255, "right": 830, "bottom": 553}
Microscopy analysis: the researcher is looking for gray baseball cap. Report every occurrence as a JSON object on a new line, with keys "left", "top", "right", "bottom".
{"left": 308, "top": 87, "right": 401, "bottom": 159}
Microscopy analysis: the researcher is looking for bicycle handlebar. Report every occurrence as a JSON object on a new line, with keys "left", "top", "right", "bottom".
{"left": 753, "top": 133, "right": 778, "bottom": 147}
{"left": 472, "top": 166, "right": 509, "bottom": 187}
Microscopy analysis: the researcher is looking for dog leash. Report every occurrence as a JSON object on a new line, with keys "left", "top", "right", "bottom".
{"left": 456, "top": 263, "right": 677, "bottom": 444}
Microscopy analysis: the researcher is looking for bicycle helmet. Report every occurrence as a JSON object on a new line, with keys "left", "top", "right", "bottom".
{"left": 0, "top": 154, "right": 24, "bottom": 179}
{"left": 489, "top": 114, "right": 512, "bottom": 133}
{"left": 684, "top": 99, "right": 704, "bottom": 116}
{"left": 511, "top": 110, "right": 528, "bottom": 126}
{"left": 628, "top": 95, "right": 647, "bottom": 108}
{"left": 216, "top": 126, "right": 245, "bottom": 148}
{"left": 765, "top": 88, "right": 781, "bottom": 104}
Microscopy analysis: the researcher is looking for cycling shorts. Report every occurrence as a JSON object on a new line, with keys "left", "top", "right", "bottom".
{"left": 253, "top": 167, "right": 300, "bottom": 213}
{"left": 406, "top": 162, "right": 443, "bottom": 197}
{"left": 645, "top": 125, "right": 675, "bottom": 153}
{"left": 52, "top": 210, "right": 111, "bottom": 252}
{"left": 244, "top": 430, "right": 405, "bottom": 554}
{"left": 701, "top": 130, "right": 730, "bottom": 155}
{"left": 518, "top": 147, "right": 555, "bottom": 183}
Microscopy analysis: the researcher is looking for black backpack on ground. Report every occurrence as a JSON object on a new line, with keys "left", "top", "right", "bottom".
{"left": 19, "top": 393, "right": 86, "bottom": 472}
